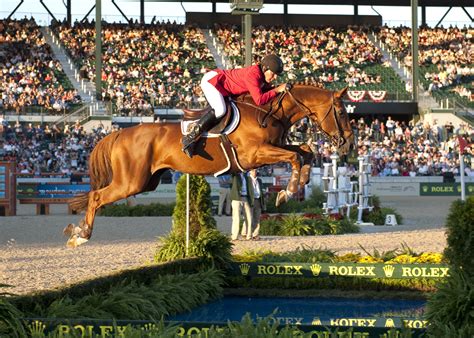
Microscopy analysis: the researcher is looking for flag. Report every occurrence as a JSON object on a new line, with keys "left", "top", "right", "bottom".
{"left": 458, "top": 136, "right": 468, "bottom": 153}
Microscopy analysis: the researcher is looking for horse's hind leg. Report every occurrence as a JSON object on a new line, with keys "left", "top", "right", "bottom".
{"left": 66, "top": 166, "right": 152, "bottom": 247}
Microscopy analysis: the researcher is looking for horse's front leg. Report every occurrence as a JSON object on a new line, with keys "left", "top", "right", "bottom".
{"left": 282, "top": 144, "right": 314, "bottom": 189}
{"left": 253, "top": 144, "right": 303, "bottom": 206}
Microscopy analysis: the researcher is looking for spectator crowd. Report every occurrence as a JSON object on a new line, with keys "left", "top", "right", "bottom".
{"left": 0, "top": 18, "right": 81, "bottom": 114}
{"left": 51, "top": 20, "right": 215, "bottom": 115}
{"left": 377, "top": 25, "right": 474, "bottom": 105}
{"left": 213, "top": 24, "right": 405, "bottom": 95}
{"left": 0, "top": 117, "right": 111, "bottom": 176}
{"left": 290, "top": 116, "right": 473, "bottom": 177}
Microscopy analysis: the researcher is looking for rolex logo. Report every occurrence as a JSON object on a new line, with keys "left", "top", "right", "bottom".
{"left": 469, "top": 186, "right": 473, "bottom": 193}
{"left": 385, "top": 318, "right": 395, "bottom": 328}
{"left": 383, "top": 265, "right": 395, "bottom": 278}
{"left": 312, "top": 317, "right": 322, "bottom": 325}
{"left": 422, "top": 185, "right": 428, "bottom": 193}
{"left": 28, "top": 320, "right": 46, "bottom": 335}
{"left": 142, "top": 323, "right": 158, "bottom": 331}
{"left": 310, "top": 263, "right": 322, "bottom": 276}
{"left": 239, "top": 263, "right": 250, "bottom": 276}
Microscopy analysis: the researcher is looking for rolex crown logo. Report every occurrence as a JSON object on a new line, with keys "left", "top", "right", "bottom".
{"left": 312, "top": 317, "right": 322, "bottom": 325}
{"left": 29, "top": 320, "right": 46, "bottom": 335}
{"left": 142, "top": 323, "right": 158, "bottom": 331}
{"left": 468, "top": 186, "right": 473, "bottom": 193}
{"left": 310, "top": 263, "right": 322, "bottom": 276}
{"left": 383, "top": 265, "right": 395, "bottom": 278}
{"left": 239, "top": 263, "right": 250, "bottom": 276}
{"left": 422, "top": 185, "right": 428, "bottom": 192}
{"left": 385, "top": 318, "right": 395, "bottom": 328}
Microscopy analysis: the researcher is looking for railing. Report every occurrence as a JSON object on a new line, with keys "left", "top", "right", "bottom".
{"left": 53, "top": 103, "right": 93, "bottom": 126}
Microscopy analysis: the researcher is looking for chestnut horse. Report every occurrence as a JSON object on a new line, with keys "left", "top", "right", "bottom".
{"left": 64, "top": 85, "right": 353, "bottom": 247}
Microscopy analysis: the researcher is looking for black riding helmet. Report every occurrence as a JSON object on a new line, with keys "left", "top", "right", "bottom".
{"left": 260, "top": 54, "right": 284, "bottom": 75}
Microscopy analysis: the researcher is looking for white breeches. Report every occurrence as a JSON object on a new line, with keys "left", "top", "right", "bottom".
{"left": 201, "top": 71, "right": 226, "bottom": 118}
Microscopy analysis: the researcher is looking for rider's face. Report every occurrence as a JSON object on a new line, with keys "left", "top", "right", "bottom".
{"left": 264, "top": 70, "right": 277, "bottom": 83}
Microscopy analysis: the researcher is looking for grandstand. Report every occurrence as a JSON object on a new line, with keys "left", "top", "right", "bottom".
{"left": 0, "top": 1, "right": 472, "bottom": 177}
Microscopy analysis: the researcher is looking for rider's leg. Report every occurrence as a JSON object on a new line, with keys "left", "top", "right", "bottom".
{"left": 182, "top": 71, "right": 226, "bottom": 158}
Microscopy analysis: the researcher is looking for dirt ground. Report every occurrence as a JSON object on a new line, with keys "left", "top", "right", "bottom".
{"left": 0, "top": 196, "right": 455, "bottom": 295}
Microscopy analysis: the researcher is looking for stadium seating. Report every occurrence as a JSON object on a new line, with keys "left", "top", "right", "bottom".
{"left": 0, "top": 18, "right": 82, "bottom": 115}
{"left": 377, "top": 25, "right": 474, "bottom": 108}
{"left": 213, "top": 24, "right": 409, "bottom": 97}
{"left": 51, "top": 21, "right": 216, "bottom": 115}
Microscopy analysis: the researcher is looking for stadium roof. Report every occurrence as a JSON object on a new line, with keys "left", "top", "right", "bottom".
{"left": 144, "top": 0, "right": 473, "bottom": 6}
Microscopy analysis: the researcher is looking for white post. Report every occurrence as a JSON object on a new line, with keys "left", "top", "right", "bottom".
{"left": 460, "top": 153, "right": 465, "bottom": 201}
{"left": 357, "top": 156, "right": 365, "bottom": 224}
{"left": 330, "top": 153, "right": 339, "bottom": 212}
{"left": 186, "top": 174, "right": 190, "bottom": 256}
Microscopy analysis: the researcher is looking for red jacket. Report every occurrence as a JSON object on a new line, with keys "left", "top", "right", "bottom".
{"left": 207, "top": 65, "right": 278, "bottom": 106}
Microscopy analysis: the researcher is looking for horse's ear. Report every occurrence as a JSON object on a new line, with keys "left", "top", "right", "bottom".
{"left": 335, "top": 87, "right": 348, "bottom": 98}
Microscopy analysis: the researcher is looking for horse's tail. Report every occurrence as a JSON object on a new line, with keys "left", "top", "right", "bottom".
{"left": 69, "top": 131, "right": 122, "bottom": 212}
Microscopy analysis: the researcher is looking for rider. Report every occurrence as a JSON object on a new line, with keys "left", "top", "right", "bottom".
{"left": 182, "top": 54, "right": 288, "bottom": 158}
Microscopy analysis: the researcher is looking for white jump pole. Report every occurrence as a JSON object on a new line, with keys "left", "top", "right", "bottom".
{"left": 186, "top": 174, "right": 190, "bottom": 256}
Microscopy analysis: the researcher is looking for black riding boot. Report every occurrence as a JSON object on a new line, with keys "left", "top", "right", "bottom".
{"left": 182, "top": 111, "right": 217, "bottom": 158}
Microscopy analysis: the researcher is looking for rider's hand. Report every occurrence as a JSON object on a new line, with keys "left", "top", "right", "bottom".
{"left": 275, "top": 83, "right": 288, "bottom": 93}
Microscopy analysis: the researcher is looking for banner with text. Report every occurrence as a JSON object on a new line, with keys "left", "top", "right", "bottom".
{"left": 23, "top": 317, "right": 427, "bottom": 337}
{"left": 228, "top": 262, "right": 449, "bottom": 279}
{"left": 420, "top": 183, "right": 474, "bottom": 196}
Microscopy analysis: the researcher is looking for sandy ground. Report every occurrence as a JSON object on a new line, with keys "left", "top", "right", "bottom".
{"left": 0, "top": 196, "right": 455, "bottom": 296}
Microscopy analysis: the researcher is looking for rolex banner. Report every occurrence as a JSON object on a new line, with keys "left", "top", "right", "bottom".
{"left": 229, "top": 262, "right": 449, "bottom": 279}
{"left": 420, "top": 182, "right": 474, "bottom": 196}
{"left": 23, "top": 318, "right": 427, "bottom": 337}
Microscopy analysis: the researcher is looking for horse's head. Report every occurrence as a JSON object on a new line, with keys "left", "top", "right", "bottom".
{"left": 287, "top": 85, "right": 354, "bottom": 155}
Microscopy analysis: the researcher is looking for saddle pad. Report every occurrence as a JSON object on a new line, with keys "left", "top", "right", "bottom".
{"left": 180, "top": 101, "right": 240, "bottom": 138}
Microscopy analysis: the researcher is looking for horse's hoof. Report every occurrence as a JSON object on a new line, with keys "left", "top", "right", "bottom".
{"left": 275, "top": 190, "right": 288, "bottom": 207}
{"left": 66, "top": 234, "right": 89, "bottom": 248}
{"left": 63, "top": 224, "right": 75, "bottom": 236}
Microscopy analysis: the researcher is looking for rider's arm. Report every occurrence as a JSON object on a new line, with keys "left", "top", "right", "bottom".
{"left": 245, "top": 69, "right": 278, "bottom": 106}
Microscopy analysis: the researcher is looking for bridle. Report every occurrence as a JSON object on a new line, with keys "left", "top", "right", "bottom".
{"left": 237, "top": 87, "right": 347, "bottom": 148}
{"left": 286, "top": 90, "right": 347, "bottom": 148}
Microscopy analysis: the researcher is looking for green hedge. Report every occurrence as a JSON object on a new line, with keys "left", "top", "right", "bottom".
{"left": 259, "top": 213, "right": 359, "bottom": 236}
{"left": 2, "top": 260, "right": 224, "bottom": 336}
{"left": 425, "top": 197, "right": 474, "bottom": 337}
{"left": 99, "top": 202, "right": 175, "bottom": 216}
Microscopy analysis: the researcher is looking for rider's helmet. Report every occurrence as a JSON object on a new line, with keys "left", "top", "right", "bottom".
{"left": 260, "top": 54, "right": 284, "bottom": 75}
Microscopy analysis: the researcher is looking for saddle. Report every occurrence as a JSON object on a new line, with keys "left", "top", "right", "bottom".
{"left": 182, "top": 102, "right": 233, "bottom": 134}
{"left": 180, "top": 101, "right": 244, "bottom": 175}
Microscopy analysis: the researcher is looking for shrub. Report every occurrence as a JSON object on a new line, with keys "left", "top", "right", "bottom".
{"left": 173, "top": 175, "right": 216, "bottom": 237}
{"left": 192, "top": 229, "right": 233, "bottom": 267}
{"left": 279, "top": 214, "right": 312, "bottom": 236}
{"left": 99, "top": 202, "right": 175, "bottom": 216}
{"left": 41, "top": 269, "right": 224, "bottom": 320}
{"left": 259, "top": 216, "right": 282, "bottom": 236}
{"left": 425, "top": 197, "right": 474, "bottom": 336}
{"left": 444, "top": 197, "right": 474, "bottom": 276}
{"left": 425, "top": 268, "right": 474, "bottom": 337}
{"left": 155, "top": 175, "right": 232, "bottom": 266}
{"left": 0, "top": 299, "right": 26, "bottom": 338}
{"left": 259, "top": 213, "right": 359, "bottom": 236}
